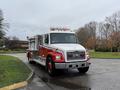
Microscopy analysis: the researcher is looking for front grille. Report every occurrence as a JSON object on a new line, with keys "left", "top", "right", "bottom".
{"left": 67, "top": 51, "right": 85, "bottom": 60}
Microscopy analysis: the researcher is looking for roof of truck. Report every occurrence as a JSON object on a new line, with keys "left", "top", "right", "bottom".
{"left": 28, "top": 28, "right": 75, "bottom": 39}
{"left": 49, "top": 30, "right": 75, "bottom": 34}
{"left": 49, "top": 27, "right": 75, "bottom": 34}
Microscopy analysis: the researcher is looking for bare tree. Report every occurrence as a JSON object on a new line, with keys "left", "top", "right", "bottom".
{"left": 76, "top": 11, "right": 120, "bottom": 52}
{"left": 85, "top": 21, "right": 97, "bottom": 38}
{"left": 105, "top": 11, "right": 120, "bottom": 32}
{"left": 76, "top": 21, "right": 97, "bottom": 49}
{"left": 76, "top": 27, "right": 89, "bottom": 46}
{"left": 84, "top": 21, "right": 97, "bottom": 49}
{"left": 105, "top": 11, "right": 120, "bottom": 51}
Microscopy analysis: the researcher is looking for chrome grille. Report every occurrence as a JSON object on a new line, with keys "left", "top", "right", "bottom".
{"left": 67, "top": 51, "right": 85, "bottom": 60}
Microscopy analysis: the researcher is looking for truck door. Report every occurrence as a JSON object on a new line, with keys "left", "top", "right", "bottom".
{"left": 39, "top": 34, "right": 49, "bottom": 59}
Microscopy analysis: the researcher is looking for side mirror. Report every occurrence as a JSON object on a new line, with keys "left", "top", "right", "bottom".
{"left": 45, "top": 39, "right": 48, "bottom": 44}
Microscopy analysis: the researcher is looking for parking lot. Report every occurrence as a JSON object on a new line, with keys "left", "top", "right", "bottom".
{"left": 9, "top": 53, "right": 120, "bottom": 90}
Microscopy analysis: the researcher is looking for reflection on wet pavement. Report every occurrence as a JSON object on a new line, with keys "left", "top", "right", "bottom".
{"left": 10, "top": 53, "right": 120, "bottom": 90}
{"left": 36, "top": 66, "right": 91, "bottom": 90}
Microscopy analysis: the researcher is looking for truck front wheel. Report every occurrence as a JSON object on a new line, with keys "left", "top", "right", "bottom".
{"left": 46, "top": 57, "right": 56, "bottom": 76}
{"left": 78, "top": 67, "right": 89, "bottom": 73}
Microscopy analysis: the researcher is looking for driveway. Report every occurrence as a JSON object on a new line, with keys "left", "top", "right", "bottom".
{"left": 7, "top": 53, "right": 120, "bottom": 90}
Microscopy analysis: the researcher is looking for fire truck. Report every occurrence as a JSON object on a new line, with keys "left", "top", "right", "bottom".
{"left": 27, "top": 28, "right": 91, "bottom": 76}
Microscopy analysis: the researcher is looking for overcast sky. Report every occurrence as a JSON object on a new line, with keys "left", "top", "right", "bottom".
{"left": 0, "top": 0, "right": 120, "bottom": 40}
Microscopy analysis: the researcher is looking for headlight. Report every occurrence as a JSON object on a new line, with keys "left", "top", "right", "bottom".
{"left": 56, "top": 55, "right": 61, "bottom": 60}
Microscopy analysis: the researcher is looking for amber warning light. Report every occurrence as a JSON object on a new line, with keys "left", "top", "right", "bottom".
{"left": 50, "top": 27, "right": 70, "bottom": 31}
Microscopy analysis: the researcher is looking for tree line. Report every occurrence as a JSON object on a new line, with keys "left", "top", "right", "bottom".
{"left": 0, "top": 9, "right": 24, "bottom": 50}
{"left": 0, "top": 9, "right": 5, "bottom": 47}
{"left": 76, "top": 11, "right": 120, "bottom": 52}
{"left": 0, "top": 9, "right": 120, "bottom": 52}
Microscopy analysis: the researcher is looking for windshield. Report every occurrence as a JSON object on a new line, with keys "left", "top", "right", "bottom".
{"left": 50, "top": 33, "right": 78, "bottom": 44}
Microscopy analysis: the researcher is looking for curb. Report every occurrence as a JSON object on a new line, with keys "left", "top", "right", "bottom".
{"left": 26, "top": 69, "right": 34, "bottom": 83}
{"left": 0, "top": 62, "right": 34, "bottom": 90}
{"left": 0, "top": 81, "right": 27, "bottom": 90}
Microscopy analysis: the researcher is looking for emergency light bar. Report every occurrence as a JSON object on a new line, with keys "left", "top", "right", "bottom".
{"left": 50, "top": 27, "right": 70, "bottom": 31}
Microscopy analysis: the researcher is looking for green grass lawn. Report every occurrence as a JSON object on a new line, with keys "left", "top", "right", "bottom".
{"left": 90, "top": 51, "right": 120, "bottom": 59}
{"left": 0, "top": 55, "right": 31, "bottom": 88}
{"left": 0, "top": 50, "right": 26, "bottom": 54}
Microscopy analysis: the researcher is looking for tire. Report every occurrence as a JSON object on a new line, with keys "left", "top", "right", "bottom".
{"left": 78, "top": 67, "right": 89, "bottom": 73}
{"left": 28, "top": 58, "right": 34, "bottom": 64}
{"left": 46, "top": 57, "right": 56, "bottom": 76}
{"left": 27, "top": 52, "right": 34, "bottom": 64}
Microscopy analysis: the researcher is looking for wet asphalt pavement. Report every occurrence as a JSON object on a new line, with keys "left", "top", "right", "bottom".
{"left": 7, "top": 53, "right": 120, "bottom": 90}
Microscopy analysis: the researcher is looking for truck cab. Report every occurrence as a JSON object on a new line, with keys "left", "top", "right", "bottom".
{"left": 27, "top": 28, "right": 91, "bottom": 76}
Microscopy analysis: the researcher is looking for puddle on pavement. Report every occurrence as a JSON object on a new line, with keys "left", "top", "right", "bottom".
{"left": 40, "top": 76, "right": 91, "bottom": 90}
{"left": 41, "top": 77, "right": 49, "bottom": 82}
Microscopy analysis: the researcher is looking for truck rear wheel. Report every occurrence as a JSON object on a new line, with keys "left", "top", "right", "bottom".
{"left": 27, "top": 52, "right": 33, "bottom": 64}
{"left": 28, "top": 59, "right": 34, "bottom": 64}
{"left": 78, "top": 67, "right": 89, "bottom": 73}
{"left": 46, "top": 57, "right": 56, "bottom": 76}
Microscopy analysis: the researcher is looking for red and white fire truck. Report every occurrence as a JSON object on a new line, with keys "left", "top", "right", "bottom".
{"left": 27, "top": 28, "right": 91, "bottom": 76}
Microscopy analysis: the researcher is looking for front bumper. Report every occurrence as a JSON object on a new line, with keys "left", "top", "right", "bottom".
{"left": 55, "top": 61, "right": 91, "bottom": 69}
